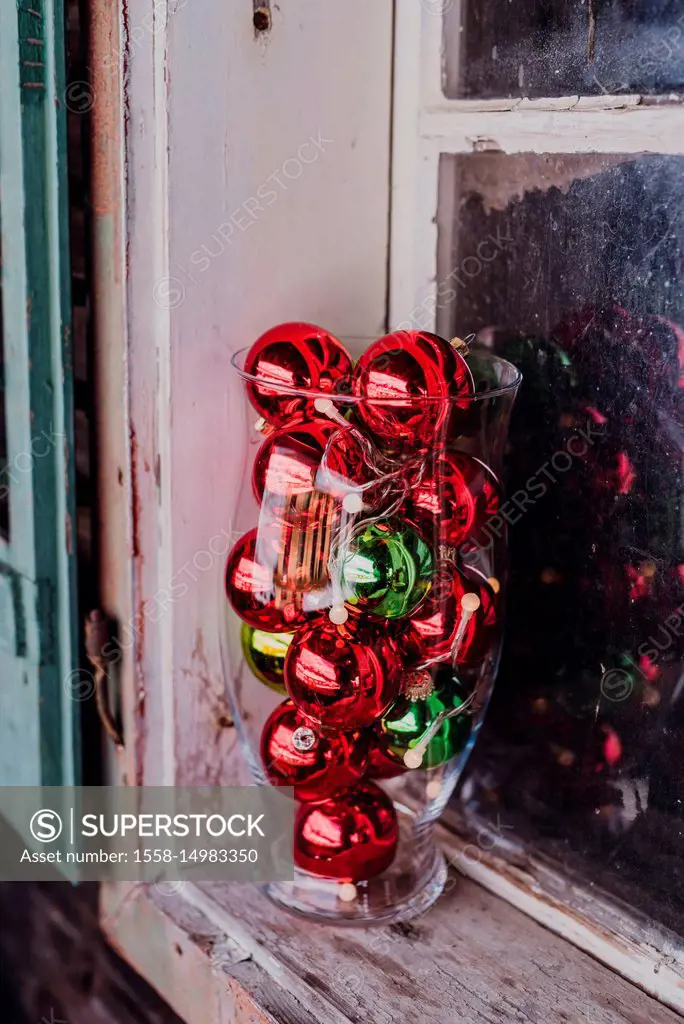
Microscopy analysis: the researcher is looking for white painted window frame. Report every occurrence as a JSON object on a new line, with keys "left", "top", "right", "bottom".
{"left": 92, "top": 0, "right": 684, "bottom": 1017}
{"left": 390, "top": 1, "right": 684, "bottom": 342}
{"left": 388, "top": 1, "right": 684, "bottom": 1007}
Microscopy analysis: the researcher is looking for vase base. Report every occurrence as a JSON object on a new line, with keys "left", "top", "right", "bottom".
{"left": 263, "top": 808, "right": 448, "bottom": 926}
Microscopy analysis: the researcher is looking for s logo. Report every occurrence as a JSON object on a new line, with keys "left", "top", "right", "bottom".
{"left": 29, "top": 809, "right": 63, "bottom": 843}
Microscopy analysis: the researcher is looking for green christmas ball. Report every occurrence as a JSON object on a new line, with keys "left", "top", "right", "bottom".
{"left": 376, "top": 684, "right": 472, "bottom": 770}
{"left": 340, "top": 518, "right": 434, "bottom": 619}
{"left": 241, "top": 624, "right": 293, "bottom": 693}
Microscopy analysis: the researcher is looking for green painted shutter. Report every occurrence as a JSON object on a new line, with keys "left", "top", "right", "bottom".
{"left": 0, "top": 0, "right": 79, "bottom": 785}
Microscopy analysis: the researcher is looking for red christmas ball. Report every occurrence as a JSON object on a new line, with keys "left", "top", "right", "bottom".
{"left": 225, "top": 528, "right": 310, "bottom": 632}
{"left": 244, "top": 322, "right": 353, "bottom": 426}
{"left": 366, "top": 738, "right": 408, "bottom": 781}
{"left": 352, "top": 330, "right": 474, "bottom": 450}
{"left": 252, "top": 419, "right": 339, "bottom": 530}
{"left": 284, "top": 614, "right": 403, "bottom": 729}
{"left": 294, "top": 781, "right": 398, "bottom": 881}
{"left": 243, "top": 512, "right": 337, "bottom": 597}
{"left": 401, "top": 564, "right": 497, "bottom": 667}
{"left": 316, "top": 425, "right": 383, "bottom": 505}
{"left": 405, "top": 449, "right": 501, "bottom": 552}
{"left": 260, "top": 699, "right": 367, "bottom": 801}
{"left": 254, "top": 422, "right": 390, "bottom": 523}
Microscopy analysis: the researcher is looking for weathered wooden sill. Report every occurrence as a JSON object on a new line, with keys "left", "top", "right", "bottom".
{"left": 101, "top": 823, "right": 684, "bottom": 1024}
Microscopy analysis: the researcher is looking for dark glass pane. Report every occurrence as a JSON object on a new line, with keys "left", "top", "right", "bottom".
{"left": 446, "top": 0, "right": 684, "bottom": 99}
{"left": 440, "top": 153, "right": 684, "bottom": 935}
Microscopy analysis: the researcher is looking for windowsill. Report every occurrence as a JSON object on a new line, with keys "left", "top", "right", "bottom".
{"left": 100, "top": 823, "right": 684, "bottom": 1024}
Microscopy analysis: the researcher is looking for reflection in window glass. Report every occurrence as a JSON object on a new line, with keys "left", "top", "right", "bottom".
{"left": 445, "top": 0, "right": 684, "bottom": 99}
{"left": 440, "top": 153, "right": 684, "bottom": 934}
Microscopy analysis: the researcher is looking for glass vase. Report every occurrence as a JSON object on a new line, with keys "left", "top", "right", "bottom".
{"left": 220, "top": 330, "right": 520, "bottom": 925}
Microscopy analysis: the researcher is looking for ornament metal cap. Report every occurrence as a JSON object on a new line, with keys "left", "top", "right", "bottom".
{"left": 450, "top": 335, "right": 470, "bottom": 353}
{"left": 292, "top": 726, "right": 316, "bottom": 752}
{"left": 404, "top": 669, "right": 435, "bottom": 701}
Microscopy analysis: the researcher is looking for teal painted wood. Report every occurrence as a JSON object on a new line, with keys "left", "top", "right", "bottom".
{"left": 0, "top": 0, "right": 42, "bottom": 784}
{"left": 0, "top": 0, "right": 79, "bottom": 786}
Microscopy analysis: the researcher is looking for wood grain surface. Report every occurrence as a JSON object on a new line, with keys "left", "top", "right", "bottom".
{"left": 103, "top": 874, "right": 683, "bottom": 1024}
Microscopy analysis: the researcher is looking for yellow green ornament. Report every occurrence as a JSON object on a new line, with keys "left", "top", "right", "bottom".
{"left": 241, "top": 624, "right": 293, "bottom": 693}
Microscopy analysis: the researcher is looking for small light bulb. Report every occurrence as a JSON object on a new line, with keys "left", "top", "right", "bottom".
{"left": 403, "top": 748, "right": 424, "bottom": 769}
{"left": 338, "top": 882, "right": 357, "bottom": 902}
{"left": 342, "top": 492, "right": 364, "bottom": 514}
{"left": 426, "top": 779, "right": 442, "bottom": 800}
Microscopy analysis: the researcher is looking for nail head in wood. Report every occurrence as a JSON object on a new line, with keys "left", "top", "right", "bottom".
{"left": 253, "top": 5, "right": 271, "bottom": 33}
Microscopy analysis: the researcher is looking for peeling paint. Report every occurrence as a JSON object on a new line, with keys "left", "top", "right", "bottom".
{"left": 128, "top": 423, "right": 142, "bottom": 562}
{"left": 129, "top": 421, "right": 147, "bottom": 782}
{"left": 89, "top": 0, "right": 122, "bottom": 218}
{"left": 186, "top": 627, "right": 234, "bottom": 734}
{"left": 174, "top": 627, "right": 237, "bottom": 785}
{"left": 64, "top": 510, "right": 72, "bottom": 555}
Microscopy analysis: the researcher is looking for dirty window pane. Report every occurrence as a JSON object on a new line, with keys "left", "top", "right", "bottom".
{"left": 439, "top": 153, "right": 684, "bottom": 935}
{"left": 444, "top": 0, "right": 684, "bottom": 99}
{"left": 0, "top": 206, "right": 8, "bottom": 542}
